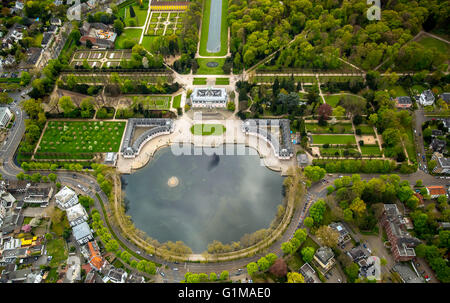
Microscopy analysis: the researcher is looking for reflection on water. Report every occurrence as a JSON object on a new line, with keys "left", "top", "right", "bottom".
{"left": 122, "top": 144, "right": 284, "bottom": 253}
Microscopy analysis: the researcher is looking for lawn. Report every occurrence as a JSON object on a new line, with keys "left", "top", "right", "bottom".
{"left": 404, "top": 127, "right": 417, "bottom": 163}
{"left": 311, "top": 135, "right": 356, "bottom": 145}
{"left": 38, "top": 121, "right": 125, "bottom": 157}
{"left": 132, "top": 95, "right": 171, "bottom": 110}
{"left": 390, "top": 85, "right": 408, "bottom": 97}
{"left": 198, "top": 0, "right": 228, "bottom": 56}
{"left": 196, "top": 58, "right": 226, "bottom": 75}
{"left": 306, "top": 123, "right": 354, "bottom": 134}
{"left": 320, "top": 147, "right": 360, "bottom": 157}
{"left": 418, "top": 36, "right": 450, "bottom": 59}
{"left": 355, "top": 125, "right": 375, "bottom": 135}
{"left": 360, "top": 145, "right": 382, "bottom": 156}
{"left": 324, "top": 93, "right": 365, "bottom": 108}
{"left": 190, "top": 124, "right": 226, "bottom": 136}
{"left": 115, "top": 28, "right": 142, "bottom": 49}
{"left": 172, "top": 94, "right": 182, "bottom": 108}
{"left": 193, "top": 78, "right": 207, "bottom": 85}
{"left": 47, "top": 237, "right": 68, "bottom": 268}
{"left": 215, "top": 77, "right": 229, "bottom": 85}
{"left": 141, "top": 35, "right": 158, "bottom": 52}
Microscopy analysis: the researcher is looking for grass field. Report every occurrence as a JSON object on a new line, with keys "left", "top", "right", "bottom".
{"left": 115, "top": 28, "right": 142, "bottom": 49}
{"left": 196, "top": 58, "right": 226, "bottom": 75}
{"left": 199, "top": 0, "right": 228, "bottom": 56}
{"left": 141, "top": 35, "right": 158, "bottom": 52}
{"left": 356, "top": 125, "right": 375, "bottom": 135}
{"left": 306, "top": 123, "right": 353, "bottom": 134}
{"left": 38, "top": 121, "right": 125, "bottom": 156}
{"left": 320, "top": 147, "right": 360, "bottom": 157}
{"left": 360, "top": 145, "right": 382, "bottom": 156}
{"left": 324, "top": 93, "right": 365, "bottom": 108}
{"left": 193, "top": 78, "right": 207, "bottom": 85}
{"left": 215, "top": 78, "right": 229, "bottom": 85}
{"left": 190, "top": 124, "right": 226, "bottom": 136}
{"left": 47, "top": 238, "right": 68, "bottom": 268}
{"left": 404, "top": 127, "right": 417, "bottom": 163}
{"left": 172, "top": 94, "right": 182, "bottom": 108}
{"left": 311, "top": 135, "right": 356, "bottom": 145}
{"left": 254, "top": 75, "right": 316, "bottom": 83}
{"left": 390, "top": 86, "right": 408, "bottom": 97}
{"left": 132, "top": 95, "right": 171, "bottom": 110}
{"left": 418, "top": 36, "right": 450, "bottom": 59}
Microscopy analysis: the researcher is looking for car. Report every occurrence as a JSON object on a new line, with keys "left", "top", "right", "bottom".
{"left": 136, "top": 251, "right": 141, "bottom": 254}
{"left": 173, "top": 268, "right": 178, "bottom": 271}
{"left": 77, "top": 184, "right": 82, "bottom": 189}
{"left": 363, "top": 243, "right": 367, "bottom": 248}
{"left": 424, "top": 275, "right": 431, "bottom": 282}
{"left": 416, "top": 263, "right": 420, "bottom": 267}
{"left": 73, "top": 174, "right": 77, "bottom": 179}
{"left": 337, "top": 278, "right": 341, "bottom": 283}
{"left": 422, "top": 155, "right": 425, "bottom": 161}
{"left": 339, "top": 175, "right": 343, "bottom": 178}
{"left": 174, "top": 261, "right": 179, "bottom": 264}
{"left": 160, "top": 272, "right": 165, "bottom": 277}
{"left": 248, "top": 279, "right": 253, "bottom": 283}
{"left": 149, "top": 254, "right": 153, "bottom": 257}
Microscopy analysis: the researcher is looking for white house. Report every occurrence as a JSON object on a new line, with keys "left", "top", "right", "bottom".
{"left": 72, "top": 221, "right": 93, "bottom": 245}
{"left": 0, "top": 107, "right": 13, "bottom": 128}
{"left": 419, "top": 90, "right": 435, "bottom": 106}
{"left": 54, "top": 186, "right": 78, "bottom": 210}
{"left": 66, "top": 203, "right": 88, "bottom": 227}
{"left": 190, "top": 87, "right": 228, "bottom": 108}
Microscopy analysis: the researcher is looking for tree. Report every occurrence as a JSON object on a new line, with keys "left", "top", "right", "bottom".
{"left": 415, "top": 179, "right": 423, "bottom": 187}
{"left": 349, "top": 197, "right": 367, "bottom": 216}
{"left": 48, "top": 173, "right": 57, "bottom": 182}
{"left": 315, "top": 225, "right": 339, "bottom": 248}
{"left": 301, "top": 247, "right": 315, "bottom": 263}
{"left": 209, "top": 272, "right": 217, "bottom": 281}
{"left": 227, "top": 102, "right": 235, "bottom": 111}
{"left": 58, "top": 96, "right": 76, "bottom": 114}
{"left": 397, "top": 185, "right": 414, "bottom": 202}
{"left": 31, "top": 173, "right": 42, "bottom": 183}
{"left": 247, "top": 262, "right": 259, "bottom": 276}
{"left": 281, "top": 241, "right": 294, "bottom": 255}
{"left": 0, "top": 92, "right": 13, "bottom": 104}
{"left": 79, "top": 196, "right": 94, "bottom": 209}
{"left": 439, "top": 230, "right": 450, "bottom": 249}
{"left": 345, "top": 263, "right": 360, "bottom": 282}
{"left": 304, "top": 166, "right": 326, "bottom": 183}
{"left": 265, "top": 253, "right": 277, "bottom": 266}
{"left": 333, "top": 106, "right": 345, "bottom": 117}
{"left": 16, "top": 172, "right": 26, "bottom": 180}
{"left": 257, "top": 257, "right": 271, "bottom": 272}
{"left": 318, "top": 103, "right": 332, "bottom": 120}
{"left": 294, "top": 228, "right": 307, "bottom": 243}
{"left": 114, "top": 19, "right": 125, "bottom": 36}
{"left": 287, "top": 272, "right": 305, "bottom": 283}
{"left": 406, "top": 196, "right": 419, "bottom": 210}
{"left": 309, "top": 199, "right": 326, "bottom": 225}
{"left": 304, "top": 217, "right": 314, "bottom": 228}
{"left": 437, "top": 195, "right": 448, "bottom": 205}
{"left": 269, "top": 258, "right": 287, "bottom": 278}
{"left": 219, "top": 270, "right": 229, "bottom": 281}
{"left": 105, "top": 239, "right": 119, "bottom": 252}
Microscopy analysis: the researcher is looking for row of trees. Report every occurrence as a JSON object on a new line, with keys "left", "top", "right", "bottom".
{"left": 182, "top": 271, "right": 229, "bottom": 283}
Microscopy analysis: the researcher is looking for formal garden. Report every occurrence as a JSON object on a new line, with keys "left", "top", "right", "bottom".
{"left": 131, "top": 95, "right": 172, "bottom": 110}
{"left": 118, "top": 0, "right": 149, "bottom": 27}
{"left": 190, "top": 124, "right": 226, "bottom": 136}
{"left": 145, "top": 11, "right": 184, "bottom": 36}
{"left": 36, "top": 121, "right": 126, "bottom": 158}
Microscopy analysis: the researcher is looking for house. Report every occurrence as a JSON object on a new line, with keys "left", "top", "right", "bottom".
{"left": 50, "top": 18, "right": 62, "bottom": 26}
{"left": 419, "top": 90, "right": 435, "bottom": 106}
{"left": 190, "top": 87, "right": 228, "bottom": 108}
{"left": 87, "top": 241, "right": 105, "bottom": 271}
{"left": 79, "top": 22, "right": 117, "bottom": 49}
{"left": 66, "top": 204, "right": 88, "bottom": 227}
{"left": 0, "top": 213, "right": 22, "bottom": 236}
{"left": 297, "top": 153, "right": 309, "bottom": 166}
{"left": 347, "top": 245, "right": 371, "bottom": 263}
{"left": 430, "top": 138, "right": 446, "bottom": 153}
{"left": 126, "top": 273, "right": 145, "bottom": 283}
{"left": 425, "top": 186, "right": 447, "bottom": 199}
{"left": 442, "top": 118, "right": 450, "bottom": 132}
{"left": 72, "top": 221, "right": 93, "bottom": 245}
{"left": 395, "top": 96, "right": 412, "bottom": 109}
{"left": 0, "top": 107, "right": 13, "bottom": 128}
{"left": 439, "top": 92, "right": 450, "bottom": 103}
{"left": 299, "top": 263, "right": 320, "bottom": 283}
{"left": 55, "top": 186, "right": 78, "bottom": 210}
{"left": 22, "top": 47, "right": 44, "bottom": 69}
{"left": 329, "top": 222, "right": 351, "bottom": 246}
{"left": 105, "top": 266, "right": 128, "bottom": 283}
{"left": 4, "top": 180, "right": 32, "bottom": 193}
{"left": 313, "top": 247, "right": 335, "bottom": 273}
{"left": 104, "top": 152, "right": 117, "bottom": 166}
{"left": 15, "top": 1, "right": 24, "bottom": 10}
{"left": 438, "top": 222, "right": 450, "bottom": 230}
{"left": 3, "top": 268, "right": 34, "bottom": 282}
{"left": 392, "top": 263, "right": 424, "bottom": 283}
{"left": 1, "top": 237, "right": 22, "bottom": 251}
{"left": 41, "top": 32, "right": 54, "bottom": 48}
{"left": 431, "top": 129, "right": 443, "bottom": 137}
{"left": 431, "top": 152, "right": 450, "bottom": 174}
{"left": 23, "top": 186, "right": 53, "bottom": 205}
{"left": 381, "top": 204, "right": 421, "bottom": 262}
{"left": 0, "top": 189, "right": 16, "bottom": 208}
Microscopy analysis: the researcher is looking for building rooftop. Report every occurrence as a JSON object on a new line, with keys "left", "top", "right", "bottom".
{"left": 55, "top": 186, "right": 77, "bottom": 204}
{"left": 392, "top": 263, "right": 424, "bottom": 283}
{"left": 426, "top": 186, "right": 446, "bottom": 196}
{"left": 396, "top": 96, "right": 412, "bottom": 105}
{"left": 66, "top": 203, "right": 88, "bottom": 223}
{"left": 314, "top": 246, "right": 334, "bottom": 265}
{"left": 72, "top": 221, "right": 92, "bottom": 241}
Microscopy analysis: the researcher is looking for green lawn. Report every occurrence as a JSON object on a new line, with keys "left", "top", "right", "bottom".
{"left": 190, "top": 124, "right": 226, "bottom": 136}
{"left": 196, "top": 58, "right": 226, "bottom": 75}
{"left": 141, "top": 35, "right": 158, "bottom": 52}
{"left": 47, "top": 238, "right": 68, "bottom": 268}
{"left": 38, "top": 121, "right": 125, "bottom": 157}
{"left": 311, "top": 135, "right": 356, "bottom": 145}
{"left": 360, "top": 145, "right": 383, "bottom": 156}
{"left": 355, "top": 125, "right": 375, "bottom": 135}
{"left": 404, "top": 127, "right": 417, "bottom": 163}
{"left": 115, "top": 28, "right": 142, "bottom": 49}
{"left": 198, "top": 0, "right": 228, "bottom": 56}
{"left": 172, "top": 94, "right": 182, "bottom": 108}
{"left": 306, "top": 123, "right": 353, "bottom": 134}
{"left": 320, "top": 147, "right": 360, "bottom": 157}
{"left": 193, "top": 78, "right": 207, "bottom": 85}
{"left": 215, "top": 78, "right": 229, "bottom": 85}
{"left": 132, "top": 95, "right": 171, "bottom": 110}
{"left": 390, "top": 85, "right": 408, "bottom": 97}
{"left": 417, "top": 36, "right": 450, "bottom": 59}
{"left": 133, "top": 5, "right": 149, "bottom": 26}
{"left": 324, "top": 93, "right": 365, "bottom": 108}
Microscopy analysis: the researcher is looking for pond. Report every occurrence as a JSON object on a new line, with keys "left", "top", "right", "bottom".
{"left": 122, "top": 144, "right": 284, "bottom": 253}
{"left": 206, "top": 0, "right": 222, "bottom": 53}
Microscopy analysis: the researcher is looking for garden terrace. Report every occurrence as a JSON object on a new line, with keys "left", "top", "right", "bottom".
{"left": 310, "top": 135, "right": 356, "bottom": 145}
{"left": 70, "top": 50, "right": 133, "bottom": 69}
{"left": 242, "top": 119, "right": 294, "bottom": 159}
{"left": 360, "top": 145, "right": 383, "bottom": 157}
{"left": 121, "top": 118, "right": 175, "bottom": 158}
{"left": 145, "top": 10, "right": 185, "bottom": 36}
{"left": 60, "top": 71, "right": 173, "bottom": 85}
{"left": 305, "top": 123, "right": 353, "bottom": 134}
{"left": 131, "top": 95, "right": 172, "bottom": 110}
{"left": 319, "top": 147, "right": 360, "bottom": 158}
{"left": 36, "top": 121, "right": 126, "bottom": 159}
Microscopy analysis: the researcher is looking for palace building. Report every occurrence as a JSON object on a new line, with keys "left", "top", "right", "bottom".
{"left": 190, "top": 87, "right": 228, "bottom": 108}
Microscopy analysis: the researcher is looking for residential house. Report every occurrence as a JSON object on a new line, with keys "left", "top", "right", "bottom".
{"left": 431, "top": 129, "right": 443, "bottom": 137}
{"left": 426, "top": 186, "right": 447, "bottom": 199}
{"left": 105, "top": 266, "right": 128, "bottom": 283}
{"left": 347, "top": 245, "right": 371, "bottom": 263}
{"left": 442, "top": 118, "right": 450, "bottom": 132}
{"left": 419, "top": 90, "right": 435, "bottom": 106}
{"left": 0, "top": 107, "right": 13, "bottom": 128}
{"left": 381, "top": 204, "right": 421, "bottom": 262}
{"left": 430, "top": 138, "right": 446, "bottom": 153}
{"left": 66, "top": 204, "right": 88, "bottom": 227}
{"left": 329, "top": 222, "right": 351, "bottom": 247}
{"left": 79, "top": 22, "right": 117, "bottom": 49}
{"left": 22, "top": 47, "right": 44, "bottom": 70}
{"left": 395, "top": 96, "right": 412, "bottom": 109}
{"left": 431, "top": 152, "right": 450, "bottom": 174}
{"left": 0, "top": 189, "right": 17, "bottom": 208}
{"left": 126, "top": 273, "right": 145, "bottom": 283}
{"left": 0, "top": 247, "right": 29, "bottom": 264}
{"left": 55, "top": 186, "right": 78, "bottom": 210}
{"left": 72, "top": 221, "right": 93, "bottom": 245}
{"left": 439, "top": 92, "right": 450, "bottom": 103}
{"left": 41, "top": 32, "right": 54, "bottom": 48}
{"left": 299, "top": 263, "right": 320, "bottom": 283}
{"left": 0, "top": 213, "right": 23, "bottom": 236}
{"left": 313, "top": 246, "right": 335, "bottom": 273}
{"left": 87, "top": 241, "right": 105, "bottom": 271}
{"left": 50, "top": 18, "right": 62, "bottom": 26}
{"left": 23, "top": 186, "right": 53, "bottom": 206}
